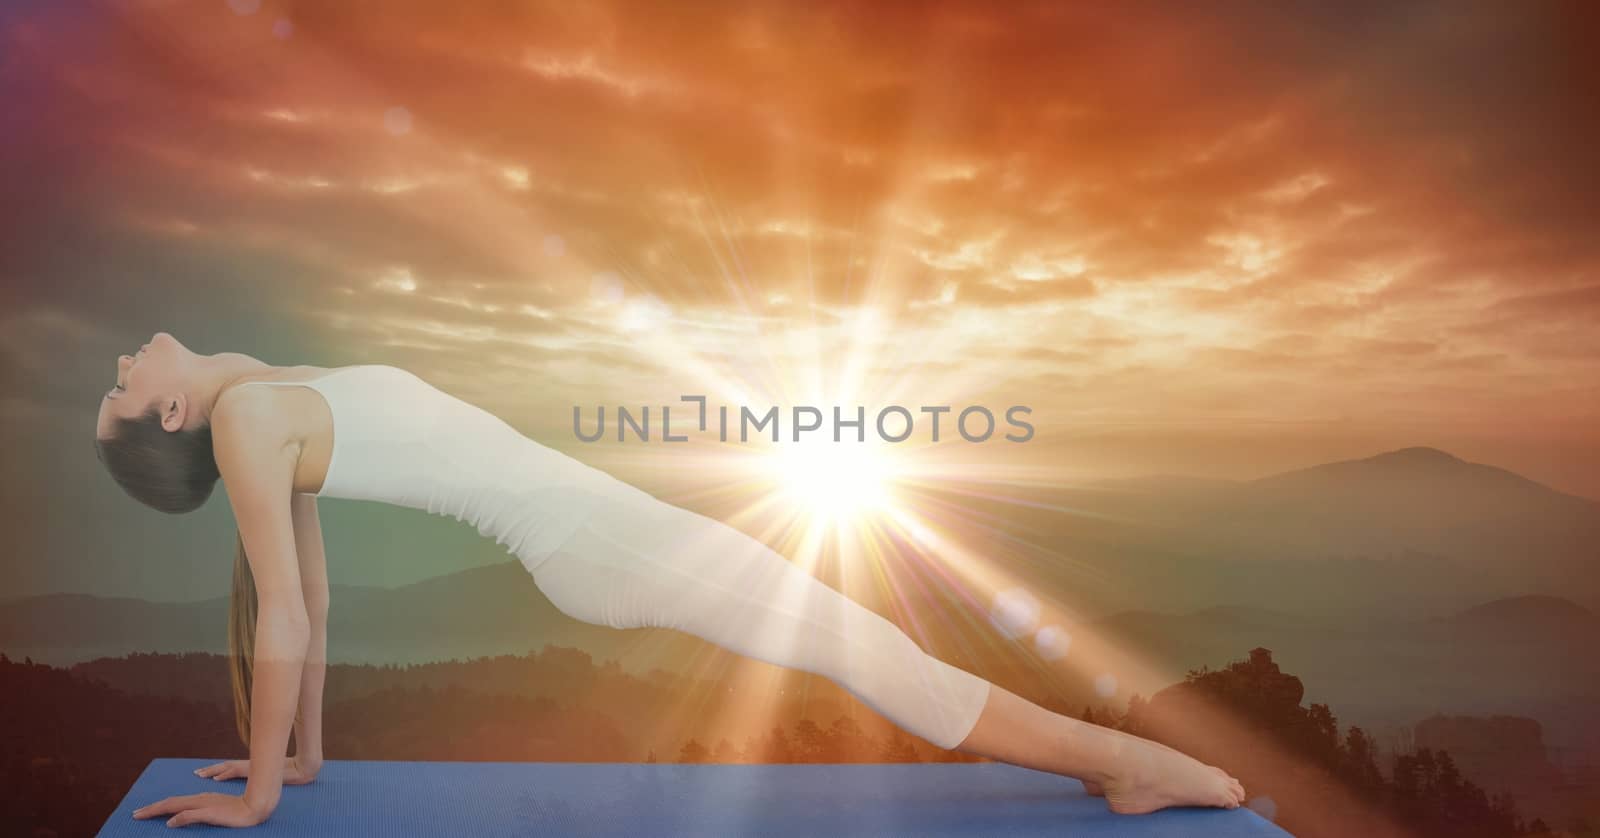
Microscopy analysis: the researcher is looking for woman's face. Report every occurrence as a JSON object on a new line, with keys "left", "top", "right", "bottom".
{"left": 95, "top": 331, "right": 197, "bottom": 439}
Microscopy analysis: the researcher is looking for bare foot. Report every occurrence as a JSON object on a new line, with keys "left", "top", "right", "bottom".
{"left": 1082, "top": 780, "right": 1105, "bottom": 796}
{"left": 1098, "top": 735, "right": 1245, "bottom": 815}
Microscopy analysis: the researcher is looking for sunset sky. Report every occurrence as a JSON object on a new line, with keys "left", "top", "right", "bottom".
{"left": 2, "top": 0, "right": 1596, "bottom": 601}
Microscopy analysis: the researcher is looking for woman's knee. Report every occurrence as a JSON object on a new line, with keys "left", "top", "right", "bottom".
{"left": 531, "top": 545, "right": 688, "bottom": 632}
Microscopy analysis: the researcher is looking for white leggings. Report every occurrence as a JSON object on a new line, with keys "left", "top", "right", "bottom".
{"left": 526, "top": 489, "right": 993, "bottom": 751}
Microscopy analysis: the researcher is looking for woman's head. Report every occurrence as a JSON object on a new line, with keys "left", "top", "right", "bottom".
{"left": 94, "top": 331, "right": 281, "bottom": 747}
{"left": 93, "top": 331, "right": 219, "bottom": 513}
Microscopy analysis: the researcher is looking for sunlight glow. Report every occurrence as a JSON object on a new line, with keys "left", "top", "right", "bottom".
{"left": 766, "top": 439, "right": 898, "bottom": 529}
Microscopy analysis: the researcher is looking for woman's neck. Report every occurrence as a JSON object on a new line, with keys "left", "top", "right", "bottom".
{"left": 189, "top": 352, "right": 276, "bottom": 426}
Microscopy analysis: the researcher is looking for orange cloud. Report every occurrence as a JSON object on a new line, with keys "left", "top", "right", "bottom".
{"left": 3, "top": 0, "right": 1597, "bottom": 494}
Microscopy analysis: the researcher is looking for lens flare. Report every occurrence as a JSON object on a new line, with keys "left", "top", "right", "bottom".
{"left": 989, "top": 587, "right": 1041, "bottom": 639}
{"left": 1035, "top": 625, "right": 1072, "bottom": 661}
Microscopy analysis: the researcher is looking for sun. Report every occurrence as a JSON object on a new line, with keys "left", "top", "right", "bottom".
{"left": 766, "top": 438, "right": 900, "bottom": 527}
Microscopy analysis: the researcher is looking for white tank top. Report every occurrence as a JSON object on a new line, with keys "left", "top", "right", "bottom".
{"left": 244, "top": 365, "right": 648, "bottom": 572}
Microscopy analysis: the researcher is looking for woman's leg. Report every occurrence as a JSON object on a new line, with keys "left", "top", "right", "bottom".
{"left": 528, "top": 488, "right": 1244, "bottom": 812}
{"left": 529, "top": 491, "right": 989, "bottom": 750}
{"left": 953, "top": 679, "right": 1245, "bottom": 813}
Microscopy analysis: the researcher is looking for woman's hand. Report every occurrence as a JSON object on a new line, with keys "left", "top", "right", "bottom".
{"left": 131, "top": 792, "right": 264, "bottom": 828}
{"left": 195, "top": 755, "right": 322, "bottom": 785}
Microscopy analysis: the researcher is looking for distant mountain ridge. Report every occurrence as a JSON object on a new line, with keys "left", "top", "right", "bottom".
{"left": 8, "top": 445, "right": 1598, "bottom": 655}
{"left": 10, "top": 583, "right": 1594, "bottom": 760}
{"left": 5, "top": 444, "right": 1597, "bottom": 753}
{"left": 1449, "top": 594, "right": 1595, "bottom": 625}
{"left": 1007, "top": 445, "right": 1600, "bottom": 614}
{"left": 1255, "top": 446, "right": 1593, "bottom": 503}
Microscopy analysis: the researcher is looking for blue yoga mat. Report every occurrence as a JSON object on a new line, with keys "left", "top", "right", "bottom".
{"left": 101, "top": 758, "right": 1291, "bottom": 836}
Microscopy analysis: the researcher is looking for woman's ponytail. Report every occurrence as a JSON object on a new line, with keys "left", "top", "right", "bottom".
{"left": 227, "top": 530, "right": 258, "bottom": 748}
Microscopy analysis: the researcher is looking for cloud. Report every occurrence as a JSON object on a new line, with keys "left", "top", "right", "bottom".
{"left": 1, "top": 0, "right": 1596, "bottom": 477}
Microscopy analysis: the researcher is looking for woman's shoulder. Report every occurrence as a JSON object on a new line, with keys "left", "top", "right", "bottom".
{"left": 211, "top": 381, "right": 295, "bottom": 451}
{"left": 210, "top": 368, "right": 340, "bottom": 460}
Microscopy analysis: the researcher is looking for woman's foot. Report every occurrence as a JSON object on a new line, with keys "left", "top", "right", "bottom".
{"left": 1095, "top": 734, "right": 1245, "bottom": 814}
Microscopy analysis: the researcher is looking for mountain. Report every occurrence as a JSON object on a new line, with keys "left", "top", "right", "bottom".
{"left": 1235, "top": 446, "right": 1599, "bottom": 557}
{"left": 0, "top": 561, "right": 710, "bottom": 673}
{"left": 4, "top": 561, "right": 1596, "bottom": 770}
{"left": 922, "top": 446, "right": 1600, "bottom": 616}
{"left": 7, "top": 571, "right": 1593, "bottom": 731}
{"left": 1146, "top": 446, "right": 1599, "bottom": 566}
{"left": 23, "top": 443, "right": 1588, "bottom": 652}
{"left": 1450, "top": 594, "right": 1595, "bottom": 626}
{"left": 6, "top": 446, "right": 1597, "bottom": 746}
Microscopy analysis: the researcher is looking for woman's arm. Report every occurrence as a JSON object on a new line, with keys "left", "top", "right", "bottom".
{"left": 213, "top": 388, "right": 312, "bottom": 822}
{"left": 290, "top": 493, "right": 328, "bottom": 770}
{"left": 131, "top": 388, "right": 313, "bottom": 828}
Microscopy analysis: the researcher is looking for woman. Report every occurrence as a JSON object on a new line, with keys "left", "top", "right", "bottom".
{"left": 97, "top": 331, "right": 1245, "bottom": 829}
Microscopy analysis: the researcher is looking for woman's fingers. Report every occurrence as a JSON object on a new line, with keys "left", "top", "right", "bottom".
{"left": 132, "top": 793, "right": 205, "bottom": 818}
{"left": 165, "top": 805, "right": 240, "bottom": 828}
{"left": 153, "top": 793, "right": 260, "bottom": 828}
{"left": 213, "top": 763, "right": 243, "bottom": 781}
{"left": 133, "top": 793, "right": 257, "bottom": 827}
{"left": 195, "top": 758, "right": 249, "bottom": 781}
{"left": 194, "top": 756, "right": 318, "bottom": 784}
